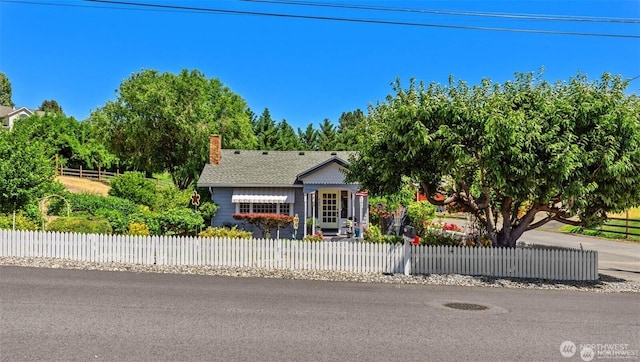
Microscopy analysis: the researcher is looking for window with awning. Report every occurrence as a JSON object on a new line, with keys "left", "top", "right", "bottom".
{"left": 231, "top": 188, "right": 296, "bottom": 204}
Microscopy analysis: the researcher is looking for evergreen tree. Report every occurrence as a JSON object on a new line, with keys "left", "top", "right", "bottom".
{"left": 297, "top": 123, "right": 319, "bottom": 151}
{"left": 317, "top": 118, "right": 337, "bottom": 151}
{"left": 0, "top": 72, "right": 14, "bottom": 107}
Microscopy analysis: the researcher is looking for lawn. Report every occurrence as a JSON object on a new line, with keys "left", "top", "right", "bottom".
{"left": 561, "top": 209, "right": 640, "bottom": 241}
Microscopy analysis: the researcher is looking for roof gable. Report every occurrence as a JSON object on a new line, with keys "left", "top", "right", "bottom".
{"left": 198, "top": 150, "right": 356, "bottom": 187}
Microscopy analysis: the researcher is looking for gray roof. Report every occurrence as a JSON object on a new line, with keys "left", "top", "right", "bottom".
{"left": 197, "top": 149, "right": 355, "bottom": 187}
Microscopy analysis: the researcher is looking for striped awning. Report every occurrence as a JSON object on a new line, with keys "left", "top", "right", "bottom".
{"left": 231, "top": 188, "right": 295, "bottom": 204}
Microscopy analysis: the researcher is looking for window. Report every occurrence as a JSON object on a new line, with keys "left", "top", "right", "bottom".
{"left": 236, "top": 203, "right": 292, "bottom": 215}
{"left": 252, "top": 203, "right": 277, "bottom": 214}
{"left": 239, "top": 203, "right": 250, "bottom": 214}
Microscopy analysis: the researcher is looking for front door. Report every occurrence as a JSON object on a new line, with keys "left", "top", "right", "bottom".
{"left": 318, "top": 190, "right": 339, "bottom": 230}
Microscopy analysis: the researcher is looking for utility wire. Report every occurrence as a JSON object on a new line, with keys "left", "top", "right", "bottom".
{"left": 81, "top": 0, "right": 640, "bottom": 39}
{"left": 243, "top": 0, "right": 640, "bottom": 24}
{"left": 4, "top": 0, "right": 639, "bottom": 38}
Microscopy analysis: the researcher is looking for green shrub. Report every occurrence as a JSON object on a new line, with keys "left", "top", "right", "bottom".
{"left": 0, "top": 212, "right": 40, "bottom": 231}
{"left": 46, "top": 216, "right": 112, "bottom": 234}
{"left": 109, "top": 172, "right": 157, "bottom": 207}
{"left": 198, "top": 226, "right": 252, "bottom": 239}
{"left": 127, "top": 222, "right": 150, "bottom": 236}
{"left": 152, "top": 208, "right": 204, "bottom": 236}
{"left": 363, "top": 224, "right": 383, "bottom": 243}
{"left": 198, "top": 202, "right": 218, "bottom": 221}
{"left": 95, "top": 208, "right": 128, "bottom": 234}
{"left": 48, "top": 193, "right": 136, "bottom": 216}
{"left": 420, "top": 231, "right": 462, "bottom": 246}
{"left": 153, "top": 185, "right": 192, "bottom": 211}
{"left": 406, "top": 201, "right": 437, "bottom": 233}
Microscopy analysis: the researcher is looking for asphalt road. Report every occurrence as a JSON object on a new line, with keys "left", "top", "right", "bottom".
{"left": 2, "top": 266, "right": 639, "bottom": 361}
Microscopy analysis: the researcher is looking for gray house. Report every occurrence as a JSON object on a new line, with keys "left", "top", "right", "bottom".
{"left": 197, "top": 135, "right": 369, "bottom": 239}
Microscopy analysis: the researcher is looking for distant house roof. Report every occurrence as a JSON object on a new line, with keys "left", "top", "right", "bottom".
{"left": 0, "top": 105, "right": 35, "bottom": 118}
{"left": 198, "top": 150, "right": 356, "bottom": 187}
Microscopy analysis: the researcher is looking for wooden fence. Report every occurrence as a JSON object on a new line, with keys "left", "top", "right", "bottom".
{"left": 0, "top": 230, "right": 598, "bottom": 281}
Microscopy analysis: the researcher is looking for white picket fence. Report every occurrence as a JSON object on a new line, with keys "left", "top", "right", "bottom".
{"left": 0, "top": 230, "right": 598, "bottom": 280}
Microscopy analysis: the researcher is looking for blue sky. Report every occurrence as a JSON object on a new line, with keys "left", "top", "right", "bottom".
{"left": 1, "top": 0, "right": 639, "bottom": 130}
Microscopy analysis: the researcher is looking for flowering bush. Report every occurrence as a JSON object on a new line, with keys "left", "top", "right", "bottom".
{"left": 304, "top": 232, "right": 324, "bottom": 242}
{"left": 233, "top": 213, "right": 294, "bottom": 238}
{"left": 423, "top": 221, "right": 462, "bottom": 232}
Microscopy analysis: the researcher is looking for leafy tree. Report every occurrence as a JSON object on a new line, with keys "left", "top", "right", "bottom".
{"left": 297, "top": 123, "right": 319, "bottom": 150}
{"left": 108, "top": 171, "right": 157, "bottom": 207}
{"left": 274, "top": 119, "right": 302, "bottom": 150}
{"left": 252, "top": 108, "right": 279, "bottom": 150}
{"left": 335, "top": 109, "right": 367, "bottom": 151}
{"left": 11, "top": 113, "right": 116, "bottom": 170}
{"left": 38, "top": 99, "right": 64, "bottom": 114}
{"left": 317, "top": 118, "right": 337, "bottom": 151}
{"left": 90, "top": 69, "right": 256, "bottom": 189}
{"left": 0, "top": 72, "right": 14, "bottom": 107}
{"left": 348, "top": 72, "right": 640, "bottom": 247}
{"left": 0, "top": 132, "right": 56, "bottom": 213}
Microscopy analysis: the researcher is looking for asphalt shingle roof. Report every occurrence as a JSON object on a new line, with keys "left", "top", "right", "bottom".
{"left": 197, "top": 149, "right": 355, "bottom": 187}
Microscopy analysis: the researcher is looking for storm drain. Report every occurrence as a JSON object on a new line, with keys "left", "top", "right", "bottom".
{"left": 443, "top": 302, "right": 489, "bottom": 311}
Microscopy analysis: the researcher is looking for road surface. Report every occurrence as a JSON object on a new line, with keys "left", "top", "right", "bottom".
{"left": 1, "top": 266, "right": 638, "bottom": 361}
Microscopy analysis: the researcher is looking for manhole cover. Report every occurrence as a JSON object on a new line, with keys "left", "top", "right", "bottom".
{"left": 443, "top": 302, "right": 489, "bottom": 311}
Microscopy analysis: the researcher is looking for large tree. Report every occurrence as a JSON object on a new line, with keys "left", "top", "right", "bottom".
{"left": 90, "top": 69, "right": 256, "bottom": 189}
{"left": 335, "top": 109, "right": 367, "bottom": 151}
{"left": 11, "top": 113, "right": 115, "bottom": 170}
{"left": 0, "top": 72, "right": 14, "bottom": 107}
{"left": 347, "top": 72, "right": 640, "bottom": 247}
{"left": 0, "top": 132, "right": 56, "bottom": 213}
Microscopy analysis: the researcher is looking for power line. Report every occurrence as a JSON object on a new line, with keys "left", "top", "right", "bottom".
{"left": 243, "top": 0, "right": 640, "bottom": 24}
{"left": 4, "top": 0, "right": 639, "bottom": 38}
{"left": 81, "top": 0, "right": 640, "bottom": 39}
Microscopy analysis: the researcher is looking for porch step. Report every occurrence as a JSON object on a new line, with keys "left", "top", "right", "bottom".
{"left": 321, "top": 229, "right": 339, "bottom": 236}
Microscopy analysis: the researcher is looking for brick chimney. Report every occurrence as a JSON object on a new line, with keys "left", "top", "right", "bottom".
{"left": 209, "top": 135, "right": 221, "bottom": 165}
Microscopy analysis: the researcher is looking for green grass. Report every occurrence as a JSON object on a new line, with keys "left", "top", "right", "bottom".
{"left": 561, "top": 219, "right": 640, "bottom": 241}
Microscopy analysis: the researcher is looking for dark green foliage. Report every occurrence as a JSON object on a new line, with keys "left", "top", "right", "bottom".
{"left": 38, "top": 100, "right": 64, "bottom": 114}
{"left": 335, "top": 109, "right": 367, "bottom": 151}
{"left": 153, "top": 208, "right": 204, "bottom": 236}
{"left": 297, "top": 123, "right": 319, "bottom": 151}
{"left": 48, "top": 193, "right": 137, "bottom": 217}
{"left": 90, "top": 69, "right": 256, "bottom": 189}
{"left": 317, "top": 119, "right": 336, "bottom": 151}
{"left": 253, "top": 108, "right": 279, "bottom": 150}
{"left": 0, "top": 72, "right": 13, "bottom": 107}
{"left": 419, "top": 231, "right": 461, "bottom": 246}
{"left": 153, "top": 185, "right": 192, "bottom": 211}
{"left": 348, "top": 72, "right": 640, "bottom": 247}
{"left": 0, "top": 132, "right": 56, "bottom": 213}
{"left": 406, "top": 201, "right": 437, "bottom": 234}
{"left": 11, "top": 113, "right": 116, "bottom": 170}
{"left": 46, "top": 216, "right": 112, "bottom": 234}
{"left": 94, "top": 208, "right": 128, "bottom": 234}
{"left": 109, "top": 172, "right": 157, "bottom": 207}
{"left": 274, "top": 119, "right": 302, "bottom": 150}
{"left": 198, "top": 201, "right": 218, "bottom": 222}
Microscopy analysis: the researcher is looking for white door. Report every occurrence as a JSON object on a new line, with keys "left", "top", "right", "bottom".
{"left": 318, "top": 190, "right": 339, "bottom": 230}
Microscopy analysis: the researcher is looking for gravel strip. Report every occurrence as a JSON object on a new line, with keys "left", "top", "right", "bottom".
{"left": 1, "top": 256, "right": 638, "bottom": 293}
